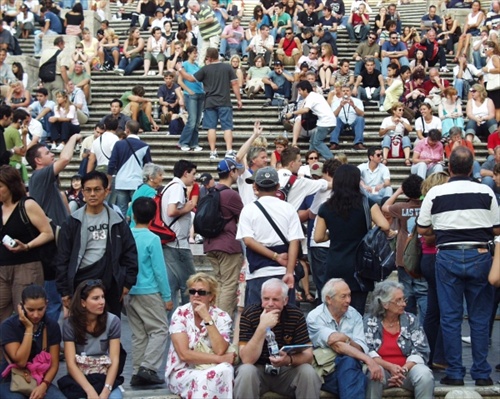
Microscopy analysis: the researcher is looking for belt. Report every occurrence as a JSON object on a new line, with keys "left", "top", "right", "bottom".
{"left": 438, "top": 243, "right": 490, "bottom": 250}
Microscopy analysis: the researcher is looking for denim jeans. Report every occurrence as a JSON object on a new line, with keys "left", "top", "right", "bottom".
{"left": 330, "top": 117, "right": 365, "bottom": 145}
{"left": 264, "top": 80, "right": 292, "bottom": 100}
{"left": 411, "top": 162, "right": 443, "bottom": 180}
{"left": 420, "top": 253, "right": 446, "bottom": 365}
{"left": 381, "top": 56, "right": 409, "bottom": 76}
{"left": 322, "top": 356, "right": 367, "bottom": 398}
{"left": 472, "top": 50, "right": 487, "bottom": 69}
{"left": 44, "top": 279, "right": 61, "bottom": 324}
{"left": 465, "top": 118, "right": 498, "bottom": 138}
{"left": 178, "top": 93, "right": 204, "bottom": 148}
{"left": 118, "top": 56, "right": 144, "bottom": 76}
{"left": 361, "top": 186, "right": 394, "bottom": 204}
{"left": 310, "top": 125, "right": 334, "bottom": 160}
{"left": 114, "top": 189, "right": 134, "bottom": 217}
{"left": 220, "top": 39, "right": 242, "bottom": 57}
{"left": 357, "top": 86, "right": 382, "bottom": 102}
{"left": 381, "top": 134, "right": 411, "bottom": 150}
{"left": 309, "top": 246, "right": 329, "bottom": 300}
{"left": 346, "top": 23, "right": 370, "bottom": 42}
{"left": 453, "top": 78, "right": 471, "bottom": 99}
{"left": 50, "top": 121, "right": 81, "bottom": 144}
{"left": 436, "top": 248, "right": 494, "bottom": 380}
{"left": 397, "top": 267, "right": 428, "bottom": 325}
{"left": 34, "top": 29, "right": 57, "bottom": 55}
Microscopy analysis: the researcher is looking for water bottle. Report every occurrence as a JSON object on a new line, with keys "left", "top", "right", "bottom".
{"left": 153, "top": 101, "right": 159, "bottom": 120}
{"left": 266, "top": 327, "right": 279, "bottom": 357}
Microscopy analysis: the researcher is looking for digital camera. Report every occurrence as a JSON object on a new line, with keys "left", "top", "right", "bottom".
{"left": 264, "top": 364, "right": 280, "bottom": 375}
{"left": 2, "top": 234, "right": 16, "bottom": 248}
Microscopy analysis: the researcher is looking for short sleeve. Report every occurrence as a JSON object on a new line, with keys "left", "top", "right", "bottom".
{"left": 169, "top": 307, "right": 188, "bottom": 335}
{"left": 62, "top": 318, "right": 75, "bottom": 342}
{"left": 107, "top": 313, "right": 121, "bottom": 339}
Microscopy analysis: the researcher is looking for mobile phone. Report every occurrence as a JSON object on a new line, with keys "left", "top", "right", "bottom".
{"left": 20, "top": 302, "right": 27, "bottom": 317}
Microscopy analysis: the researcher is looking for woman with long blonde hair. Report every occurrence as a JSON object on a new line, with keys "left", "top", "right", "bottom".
{"left": 318, "top": 43, "right": 337, "bottom": 91}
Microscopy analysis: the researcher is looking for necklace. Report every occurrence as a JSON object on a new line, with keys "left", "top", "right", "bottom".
{"left": 383, "top": 319, "right": 399, "bottom": 328}
{"left": 32, "top": 320, "right": 45, "bottom": 339}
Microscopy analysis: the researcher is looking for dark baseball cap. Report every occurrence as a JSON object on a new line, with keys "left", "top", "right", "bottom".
{"left": 274, "top": 60, "right": 283, "bottom": 67}
{"left": 197, "top": 173, "right": 213, "bottom": 186}
{"left": 245, "top": 167, "right": 279, "bottom": 188}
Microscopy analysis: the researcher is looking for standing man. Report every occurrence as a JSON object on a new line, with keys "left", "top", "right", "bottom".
{"left": 107, "top": 120, "right": 152, "bottom": 216}
{"left": 236, "top": 167, "right": 304, "bottom": 305}
{"left": 87, "top": 115, "right": 119, "bottom": 173}
{"left": 161, "top": 159, "right": 197, "bottom": 310}
{"left": 358, "top": 146, "right": 393, "bottom": 204}
{"left": 307, "top": 278, "right": 383, "bottom": 398}
{"left": 202, "top": 158, "right": 244, "bottom": 316}
{"left": 54, "top": 171, "right": 138, "bottom": 317}
{"left": 187, "top": 0, "right": 221, "bottom": 66}
{"left": 417, "top": 147, "right": 500, "bottom": 387}
{"left": 234, "top": 278, "right": 322, "bottom": 399}
{"left": 25, "top": 133, "right": 81, "bottom": 323}
{"left": 38, "top": 37, "right": 69, "bottom": 100}
{"left": 177, "top": 47, "right": 242, "bottom": 161}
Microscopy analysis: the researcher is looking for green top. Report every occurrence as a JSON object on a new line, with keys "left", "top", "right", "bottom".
{"left": 4, "top": 126, "right": 22, "bottom": 163}
{"left": 198, "top": 4, "right": 222, "bottom": 40}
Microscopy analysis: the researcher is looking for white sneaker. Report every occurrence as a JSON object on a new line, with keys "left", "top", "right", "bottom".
{"left": 337, "top": 25, "right": 346, "bottom": 30}
{"left": 209, "top": 151, "right": 219, "bottom": 161}
{"left": 379, "top": 105, "right": 385, "bottom": 112}
{"left": 366, "top": 87, "right": 373, "bottom": 100}
{"left": 148, "top": 71, "right": 156, "bottom": 76}
{"left": 114, "top": 68, "right": 125, "bottom": 76}
{"left": 180, "top": 145, "right": 191, "bottom": 151}
{"left": 192, "top": 146, "right": 203, "bottom": 152}
{"left": 440, "top": 66, "right": 449, "bottom": 72}
{"left": 461, "top": 336, "right": 471, "bottom": 344}
{"left": 225, "top": 149, "right": 237, "bottom": 158}
{"left": 55, "top": 143, "right": 65, "bottom": 151}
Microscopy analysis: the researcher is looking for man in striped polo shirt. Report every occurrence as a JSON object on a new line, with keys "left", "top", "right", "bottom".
{"left": 417, "top": 146, "right": 500, "bottom": 387}
{"left": 188, "top": 0, "right": 221, "bottom": 66}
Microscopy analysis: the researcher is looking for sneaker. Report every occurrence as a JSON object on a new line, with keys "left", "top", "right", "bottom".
{"left": 137, "top": 366, "right": 165, "bottom": 385}
{"left": 461, "top": 336, "right": 471, "bottom": 344}
{"left": 225, "top": 149, "right": 237, "bottom": 158}
{"left": 192, "top": 146, "right": 203, "bottom": 152}
{"left": 160, "top": 113, "right": 166, "bottom": 125}
{"left": 337, "top": 24, "right": 346, "bottom": 30}
{"left": 209, "top": 151, "right": 219, "bottom": 161}
{"left": 195, "top": 234, "right": 204, "bottom": 244}
{"left": 440, "top": 66, "right": 449, "bottom": 72}
{"left": 247, "top": 86, "right": 255, "bottom": 99}
{"left": 148, "top": 71, "right": 156, "bottom": 76}
{"left": 379, "top": 105, "right": 386, "bottom": 112}
{"left": 56, "top": 143, "right": 65, "bottom": 151}
{"left": 114, "top": 68, "right": 125, "bottom": 76}
{"left": 180, "top": 145, "right": 191, "bottom": 151}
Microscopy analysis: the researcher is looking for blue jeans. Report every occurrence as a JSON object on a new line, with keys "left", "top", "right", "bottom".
{"left": 309, "top": 246, "right": 328, "bottom": 301}
{"left": 178, "top": 92, "right": 204, "bottom": 148}
{"left": 357, "top": 86, "right": 382, "bottom": 102}
{"left": 330, "top": 117, "right": 365, "bottom": 145}
{"left": 381, "top": 134, "right": 411, "bottom": 150}
{"left": 0, "top": 383, "right": 67, "bottom": 399}
{"left": 346, "top": 23, "right": 370, "bottom": 42}
{"left": 420, "top": 253, "right": 446, "bottom": 365}
{"left": 44, "top": 279, "right": 61, "bottom": 324}
{"left": 397, "top": 267, "right": 428, "bottom": 326}
{"left": 162, "top": 247, "right": 196, "bottom": 314}
{"left": 411, "top": 162, "right": 443, "bottom": 180}
{"left": 435, "top": 248, "right": 494, "bottom": 380}
{"left": 361, "top": 186, "right": 394, "bottom": 204}
{"left": 453, "top": 78, "right": 470, "bottom": 99}
{"left": 114, "top": 189, "right": 135, "bottom": 218}
{"left": 264, "top": 80, "right": 292, "bottom": 100}
{"left": 34, "top": 29, "right": 57, "bottom": 55}
{"left": 381, "top": 56, "right": 409, "bottom": 76}
{"left": 310, "top": 125, "right": 334, "bottom": 160}
{"left": 219, "top": 39, "right": 242, "bottom": 57}
{"left": 118, "top": 56, "right": 144, "bottom": 76}
{"left": 465, "top": 118, "right": 498, "bottom": 138}
{"left": 472, "top": 50, "right": 487, "bottom": 69}
{"left": 322, "top": 356, "right": 367, "bottom": 398}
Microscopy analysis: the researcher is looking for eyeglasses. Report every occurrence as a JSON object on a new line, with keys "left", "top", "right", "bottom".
{"left": 374, "top": 153, "right": 382, "bottom": 157}
{"left": 308, "top": 156, "right": 318, "bottom": 160}
{"left": 83, "top": 187, "right": 105, "bottom": 194}
{"left": 390, "top": 297, "right": 407, "bottom": 306}
{"left": 286, "top": 31, "right": 293, "bottom": 35}
{"left": 189, "top": 289, "right": 211, "bottom": 296}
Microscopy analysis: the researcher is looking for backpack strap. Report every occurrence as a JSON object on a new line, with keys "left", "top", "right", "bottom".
{"left": 40, "top": 49, "right": 62, "bottom": 68}
{"left": 159, "top": 182, "right": 182, "bottom": 228}
{"left": 125, "top": 138, "right": 141, "bottom": 166}
{"left": 279, "top": 175, "right": 297, "bottom": 200}
{"left": 361, "top": 196, "right": 371, "bottom": 231}
{"left": 254, "top": 200, "right": 289, "bottom": 246}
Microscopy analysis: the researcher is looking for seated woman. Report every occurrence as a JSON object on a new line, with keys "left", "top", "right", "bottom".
{"left": 143, "top": 27, "right": 167, "bottom": 76}
{"left": 379, "top": 102, "right": 413, "bottom": 165}
{"left": 465, "top": 83, "right": 497, "bottom": 142}
{"left": 48, "top": 90, "right": 81, "bottom": 152}
{"left": 5, "top": 80, "right": 30, "bottom": 109}
{"left": 64, "top": 3, "right": 85, "bottom": 36}
{"left": 438, "top": 14, "right": 461, "bottom": 55}
{"left": 409, "top": 49, "right": 428, "bottom": 74}
{"left": 245, "top": 55, "right": 271, "bottom": 98}
{"left": 364, "top": 280, "right": 434, "bottom": 399}
{"left": 70, "top": 42, "right": 89, "bottom": 75}
{"left": 381, "top": 65, "right": 411, "bottom": 113}
{"left": 59, "top": 280, "right": 123, "bottom": 399}
{"left": 115, "top": 27, "right": 145, "bottom": 76}
{"left": 65, "top": 174, "right": 85, "bottom": 213}
{"left": 166, "top": 272, "right": 236, "bottom": 399}
{"left": 230, "top": 55, "right": 245, "bottom": 89}
{"left": 11, "top": 62, "right": 28, "bottom": 89}
{"left": 414, "top": 102, "right": 442, "bottom": 142}
{"left": 0, "top": 285, "right": 66, "bottom": 399}
{"left": 98, "top": 28, "right": 120, "bottom": 71}
{"left": 438, "top": 87, "right": 464, "bottom": 138}
{"left": 454, "top": 0, "right": 485, "bottom": 61}
{"left": 318, "top": 43, "right": 337, "bottom": 92}
{"left": 402, "top": 69, "right": 426, "bottom": 122}
{"left": 411, "top": 128, "right": 444, "bottom": 179}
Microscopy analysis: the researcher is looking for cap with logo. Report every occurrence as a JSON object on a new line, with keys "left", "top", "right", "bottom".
{"left": 245, "top": 166, "right": 279, "bottom": 188}
{"left": 197, "top": 173, "right": 213, "bottom": 186}
{"left": 309, "top": 162, "right": 323, "bottom": 178}
{"left": 217, "top": 158, "right": 244, "bottom": 174}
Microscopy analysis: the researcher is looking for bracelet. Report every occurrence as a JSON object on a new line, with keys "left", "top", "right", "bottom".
{"left": 26, "top": 243, "right": 30, "bottom": 251}
{"left": 272, "top": 252, "right": 278, "bottom": 261}
{"left": 41, "top": 379, "right": 51, "bottom": 387}
{"left": 24, "top": 333, "right": 33, "bottom": 335}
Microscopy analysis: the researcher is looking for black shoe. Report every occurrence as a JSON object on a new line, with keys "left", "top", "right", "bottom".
{"left": 475, "top": 378, "right": 494, "bottom": 386}
{"left": 262, "top": 100, "right": 271, "bottom": 107}
{"left": 137, "top": 366, "right": 165, "bottom": 385}
{"left": 440, "top": 377, "right": 465, "bottom": 386}
{"left": 130, "top": 374, "right": 147, "bottom": 386}
{"left": 496, "top": 363, "right": 500, "bottom": 371}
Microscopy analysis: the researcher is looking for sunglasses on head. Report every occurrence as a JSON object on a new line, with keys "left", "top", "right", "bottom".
{"left": 85, "top": 279, "right": 103, "bottom": 288}
{"left": 189, "top": 289, "right": 211, "bottom": 296}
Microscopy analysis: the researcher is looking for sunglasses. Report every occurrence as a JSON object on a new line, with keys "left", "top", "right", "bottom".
{"left": 375, "top": 153, "right": 383, "bottom": 157}
{"left": 308, "top": 156, "right": 318, "bottom": 160}
{"left": 189, "top": 289, "right": 211, "bottom": 296}
{"left": 286, "top": 32, "right": 293, "bottom": 35}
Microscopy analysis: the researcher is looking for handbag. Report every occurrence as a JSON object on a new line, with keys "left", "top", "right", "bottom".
{"left": 403, "top": 224, "right": 422, "bottom": 278}
{"left": 75, "top": 354, "right": 112, "bottom": 375}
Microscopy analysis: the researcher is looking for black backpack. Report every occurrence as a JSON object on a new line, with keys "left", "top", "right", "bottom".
{"left": 38, "top": 49, "right": 62, "bottom": 83}
{"left": 301, "top": 109, "right": 318, "bottom": 131}
{"left": 193, "top": 186, "right": 231, "bottom": 239}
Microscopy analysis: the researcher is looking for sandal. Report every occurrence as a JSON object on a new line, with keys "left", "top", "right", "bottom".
{"left": 405, "top": 158, "right": 412, "bottom": 166}
{"left": 295, "top": 290, "right": 304, "bottom": 302}
{"left": 305, "top": 293, "right": 315, "bottom": 303}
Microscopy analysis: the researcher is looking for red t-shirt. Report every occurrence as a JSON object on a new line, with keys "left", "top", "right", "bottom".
{"left": 377, "top": 327, "right": 406, "bottom": 366}
{"left": 280, "top": 37, "right": 298, "bottom": 57}
{"left": 487, "top": 132, "right": 500, "bottom": 151}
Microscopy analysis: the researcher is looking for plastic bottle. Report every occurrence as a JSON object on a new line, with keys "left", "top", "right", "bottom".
{"left": 266, "top": 327, "right": 279, "bottom": 357}
{"left": 153, "top": 101, "right": 159, "bottom": 120}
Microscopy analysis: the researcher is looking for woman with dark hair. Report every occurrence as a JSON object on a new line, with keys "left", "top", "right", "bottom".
{"left": 64, "top": 3, "right": 85, "bottom": 36}
{"left": 115, "top": 27, "right": 145, "bottom": 76}
{"left": 11, "top": 62, "right": 28, "bottom": 89}
{"left": 314, "top": 164, "right": 395, "bottom": 314}
{"left": 482, "top": 41, "right": 500, "bottom": 123}
{"left": 364, "top": 280, "right": 434, "bottom": 398}
{"left": 143, "top": 27, "right": 167, "bottom": 76}
{"left": 0, "top": 165, "right": 53, "bottom": 324}
{"left": 65, "top": 174, "right": 85, "bottom": 213}
{"left": 0, "top": 285, "right": 66, "bottom": 399}
{"left": 382, "top": 64, "right": 411, "bottom": 113}
{"left": 60, "top": 280, "right": 123, "bottom": 399}
{"left": 252, "top": 5, "right": 271, "bottom": 29}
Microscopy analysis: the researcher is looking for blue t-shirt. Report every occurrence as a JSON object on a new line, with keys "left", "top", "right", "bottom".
{"left": 382, "top": 40, "right": 406, "bottom": 53}
{"left": 157, "top": 83, "right": 180, "bottom": 103}
{"left": 45, "top": 11, "right": 63, "bottom": 33}
{"left": 267, "top": 70, "right": 292, "bottom": 88}
{"left": 181, "top": 60, "right": 204, "bottom": 94}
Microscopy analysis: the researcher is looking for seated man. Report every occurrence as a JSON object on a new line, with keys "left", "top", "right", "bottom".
{"left": 453, "top": 54, "right": 483, "bottom": 99}
{"left": 420, "top": 5, "right": 442, "bottom": 35}
{"left": 307, "top": 278, "right": 383, "bottom": 398}
{"left": 422, "top": 67, "right": 450, "bottom": 111}
{"left": 480, "top": 145, "right": 500, "bottom": 200}
{"left": 353, "top": 32, "right": 381, "bottom": 75}
{"left": 120, "top": 85, "right": 159, "bottom": 132}
{"left": 66, "top": 80, "right": 89, "bottom": 125}
{"left": 99, "top": 98, "right": 131, "bottom": 132}
{"left": 296, "top": 2, "right": 319, "bottom": 31}
{"left": 69, "top": 60, "right": 91, "bottom": 104}
{"left": 157, "top": 71, "right": 183, "bottom": 125}
{"left": 262, "top": 60, "right": 294, "bottom": 106}
{"left": 353, "top": 58, "right": 385, "bottom": 103}
{"left": 246, "top": 24, "right": 274, "bottom": 67}
{"left": 220, "top": 16, "right": 244, "bottom": 59}
{"left": 276, "top": 28, "right": 302, "bottom": 66}
{"left": 346, "top": 3, "right": 370, "bottom": 43}
{"left": 28, "top": 87, "right": 55, "bottom": 142}
{"left": 419, "top": 29, "right": 448, "bottom": 72}
{"left": 358, "top": 146, "right": 393, "bottom": 204}
{"left": 329, "top": 84, "right": 366, "bottom": 150}
{"left": 381, "top": 32, "right": 409, "bottom": 77}
{"left": 234, "top": 278, "right": 322, "bottom": 399}
{"left": 270, "top": 3, "right": 292, "bottom": 40}
{"left": 314, "top": 26, "right": 338, "bottom": 56}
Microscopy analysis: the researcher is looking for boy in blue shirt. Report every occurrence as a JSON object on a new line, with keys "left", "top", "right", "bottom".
{"left": 127, "top": 196, "right": 173, "bottom": 386}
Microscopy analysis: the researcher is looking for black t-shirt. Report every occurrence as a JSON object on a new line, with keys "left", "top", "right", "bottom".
{"left": 360, "top": 69, "right": 382, "bottom": 88}
{"left": 297, "top": 10, "right": 318, "bottom": 27}
{"left": 140, "top": 0, "right": 157, "bottom": 16}
{"left": 0, "top": 125, "right": 7, "bottom": 164}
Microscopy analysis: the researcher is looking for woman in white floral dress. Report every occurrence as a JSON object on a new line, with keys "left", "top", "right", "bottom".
{"left": 364, "top": 280, "right": 435, "bottom": 399}
{"left": 165, "top": 273, "right": 236, "bottom": 399}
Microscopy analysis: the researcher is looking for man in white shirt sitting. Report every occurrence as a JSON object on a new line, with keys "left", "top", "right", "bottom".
{"left": 358, "top": 146, "right": 393, "bottom": 204}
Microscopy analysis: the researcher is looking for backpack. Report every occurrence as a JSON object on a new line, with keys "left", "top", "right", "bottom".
{"left": 275, "top": 175, "right": 297, "bottom": 201}
{"left": 403, "top": 223, "right": 422, "bottom": 278}
{"left": 193, "top": 186, "right": 230, "bottom": 239}
{"left": 301, "top": 109, "right": 318, "bottom": 132}
{"left": 148, "top": 182, "right": 180, "bottom": 244}
{"left": 38, "top": 49, "right": 62, "bottom": 83}
{"left": 354, "top": 197, "right": 396, "bottom": 290}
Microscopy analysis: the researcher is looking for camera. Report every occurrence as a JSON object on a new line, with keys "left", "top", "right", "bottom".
{"left": 264, "top": 363, "right": 280, "bottom": 375}
{"left": 2, "top": 234, "right": 17, "bottom": 248}
{"left": 343, "top": 124, "right": 353, "bottom": 134}
{"left": 343, "top": 95, "right": 349, "bottom": 100}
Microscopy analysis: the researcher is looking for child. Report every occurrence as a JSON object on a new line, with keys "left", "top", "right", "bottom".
{"left": 127, "top": 196, "right": 173, "bottom": 386}
{"left": 270, "top": 135, "right": 288, "bottom": 168}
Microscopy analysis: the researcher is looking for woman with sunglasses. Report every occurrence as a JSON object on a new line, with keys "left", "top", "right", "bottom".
{"left": 482, "top": 41, "right": 500, "bottom": 124}
{"left": 60, "top": 280, "right": 123, "bottom": 399}
{"left": 364, "top": 280, "right": 434, "bottom": 399}
{"left": 0, "top": 285, "right": 66, "bottom": 399}
{"left": 465, "top": 83, "right": 497, "bottom": 142}
{"left": 379, "top": 102, "right": 413, "bottom": 165}
{"left": 166, "top": 272, "right": 235, "bottom": 399}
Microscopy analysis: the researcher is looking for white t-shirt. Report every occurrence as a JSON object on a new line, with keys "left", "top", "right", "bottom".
{"left": 91, "top": 131, "right": 119, "bottom": 167}
{"left": 161, "top": 177, "right": 191, "bottom": 249}
{"left": 414, "top": 115, "right": 442, "bottom": 136}
{"left": 303, "top": 92, "right": 337, "bottom": 128}
{"left": 309, "top": 188, "right": 332, "bottom": 248}
{"left": 380, "top": 115, "right": 409, "bottom": 136}
{"left": 237, "top": 168, "right": 257, "bottom": 206}
{"left": 278, "top": 168, "right": 329, "bottom": 211}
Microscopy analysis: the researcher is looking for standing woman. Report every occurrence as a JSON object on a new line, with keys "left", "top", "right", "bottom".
{"left": 482, "top": 41, "right": 500, "bottom": 124}
{"left": 0, "top": 285, "right": 66, "bottom": 399}
{"left": 60, "top": 280, "right": 123, "bottom": 399}
{"left": 48, "top": 90, "right": 81, "bottom": 152}
{"left": 116, "top": 27, "right": 145, "bottom": 76}
{"left": 177, "top": 46, "right": 205, "bottom": 152}
{"left": 314, "top": 164, "right": 395, "bottom": 314}
{"left": 0, "top": 165, "right": 53, "bottom": 323}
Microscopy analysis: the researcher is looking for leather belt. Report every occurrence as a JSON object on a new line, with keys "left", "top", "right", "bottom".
{"left": 438, "top": 244, "right": 490, "bottom": 250}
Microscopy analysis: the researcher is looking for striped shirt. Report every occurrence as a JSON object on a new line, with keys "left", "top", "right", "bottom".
{"left": 417, "top": 176, "right": 500, "bottom": 246}
{"left": 239, "top": 304, "right": 311, "bottom": 365}
{"left": 197, "top": 4, "right": 221, "bottom": 40}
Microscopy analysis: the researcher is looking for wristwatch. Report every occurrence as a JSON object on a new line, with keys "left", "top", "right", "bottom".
{"left": 202, "top": 320, "right": 214, "bottom": 327}
{"left": 104, "top": 384, "right": 113, "bottom": 392}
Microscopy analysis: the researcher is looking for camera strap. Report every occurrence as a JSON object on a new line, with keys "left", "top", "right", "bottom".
{"left": 342, "top": 104, "right": 351, "bottom": 125}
